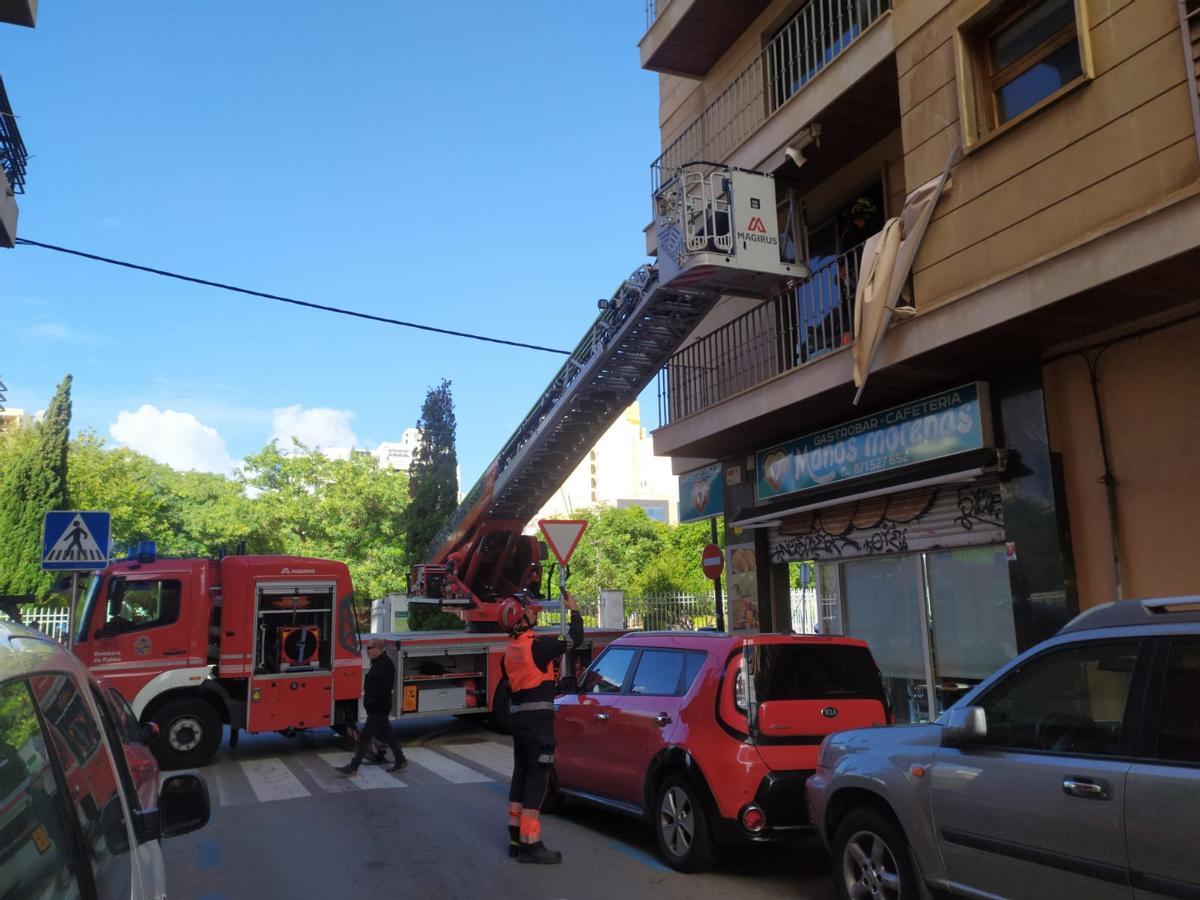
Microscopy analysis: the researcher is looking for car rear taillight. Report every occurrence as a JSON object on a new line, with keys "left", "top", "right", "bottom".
{"left": 734, "top": 669, "right": 748, "bottom": 712}
{"left": 740, "top": 803, "right": 767, "bottom": 833}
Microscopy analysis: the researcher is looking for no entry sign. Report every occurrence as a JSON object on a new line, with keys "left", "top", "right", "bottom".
{"left": 701, "top": 543, "right": 724, "bottom": 580}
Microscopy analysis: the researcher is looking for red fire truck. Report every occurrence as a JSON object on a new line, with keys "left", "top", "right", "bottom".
{"left": 71, "top": 550, "right": 364, "bottom": 768}
{"left": 71, "top": 543, "right": 622, "bottom": 770}
{"left": 70, "top": 162, "right": 803, "bottom": 768}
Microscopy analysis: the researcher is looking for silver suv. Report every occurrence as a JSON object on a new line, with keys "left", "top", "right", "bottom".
{"left": 806, "top": 597, "right": 1199, "bottom": 899}
{"left": 1, "top": 620, "right": 211, "bottom": 899}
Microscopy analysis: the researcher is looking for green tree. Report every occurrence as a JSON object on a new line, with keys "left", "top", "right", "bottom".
{"left": 564, "top": 505, "right": 663, "bottom": 597}
{"left": 555, "top": 505, "right": 718, "bottom": 598}
{"left": 403, "top": 380, "right": 461, "bottom": 630}
{"left": 0, "top": 375, "right": 72, "bottom": 600}
{"left": 68, "top": 432, "right": 177, "bottom": 553}
{"left": 170, "top": 468, "right": 262, "bottom": 557}
{"left": 67, "top": 432, "right": 259, "bottom": 559}
{"left": 241, "top": 441, "right": 410, "bottom": 603}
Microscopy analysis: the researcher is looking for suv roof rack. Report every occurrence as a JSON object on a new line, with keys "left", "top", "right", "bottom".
{"left": 1060, "top": 596, "right": 1200, "bottom": 633}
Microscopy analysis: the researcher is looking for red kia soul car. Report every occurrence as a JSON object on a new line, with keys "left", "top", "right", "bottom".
{"left": 552, "top": 631, "right": 891, "bottom": 872}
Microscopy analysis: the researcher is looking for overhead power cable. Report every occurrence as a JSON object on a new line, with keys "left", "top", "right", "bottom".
{"left": 15, "top": 238, "right": 570, "bottom": 356}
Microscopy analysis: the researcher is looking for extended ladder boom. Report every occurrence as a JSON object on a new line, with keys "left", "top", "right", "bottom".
{"left": 417, "top": 164, "right": 806, "bottom": 624}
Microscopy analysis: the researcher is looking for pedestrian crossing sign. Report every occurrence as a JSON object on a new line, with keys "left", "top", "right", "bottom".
{"left": 42, "top": 511, "right": 112, "bottom": 570}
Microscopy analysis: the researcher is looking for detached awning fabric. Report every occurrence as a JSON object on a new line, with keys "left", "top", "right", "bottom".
{"left": 852, "top": 143, "right": 962, "bottom": 404}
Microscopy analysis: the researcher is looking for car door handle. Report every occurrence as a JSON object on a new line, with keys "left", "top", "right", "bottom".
{"left": 1062, "top": 777, "right": 1110, "bottom": 799}
{"left": 654, "top": 714, "right": 673, "bottom": 726}
{"left": 594, "top": 713, "right": 609, "bottom": 722}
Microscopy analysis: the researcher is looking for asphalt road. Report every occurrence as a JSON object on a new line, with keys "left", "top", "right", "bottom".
{"left": 160, "top": 718, "right": 836, "bottom": 900}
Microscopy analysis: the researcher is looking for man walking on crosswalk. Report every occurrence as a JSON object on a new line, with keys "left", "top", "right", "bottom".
{"left": 338, "top": 639, "right": 407, "bottom": 776}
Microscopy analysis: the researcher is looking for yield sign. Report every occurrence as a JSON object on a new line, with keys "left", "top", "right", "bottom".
{"left": 538, "top": 519, "right": 588, "bottom": 566}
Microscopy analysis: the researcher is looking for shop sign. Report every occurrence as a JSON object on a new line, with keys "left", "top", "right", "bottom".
{"left": 756, "top": 383, "right": 991, "bottom": 502}
{"left": 679, "top": 463, "right": 723, "bottom": 523}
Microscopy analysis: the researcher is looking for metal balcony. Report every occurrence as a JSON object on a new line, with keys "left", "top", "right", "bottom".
{"left": 651, "top": 0, "right": 891, "bottom": 188}
{"left": 0, "top": 0, "right": 37, "bottom": 28}
{"left": 640, "top": 0, "right": 772, "bottom": 78}
{"left": 0, "top": 77, "right": 28, "bottom": 194}
{"left": 656, "top": 244, "right": 862, "bottom": 426}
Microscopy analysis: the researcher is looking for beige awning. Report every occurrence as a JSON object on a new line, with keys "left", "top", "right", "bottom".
{"left": 852, "top": 143, "right": 962, "bottom": 404}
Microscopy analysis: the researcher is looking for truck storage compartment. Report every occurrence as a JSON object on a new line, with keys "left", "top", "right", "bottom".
{"left": 398, "top": 645, "right": 487, "bottom": 715}
{"left": 254, "top": 583, "right": 336, "bottom": 675}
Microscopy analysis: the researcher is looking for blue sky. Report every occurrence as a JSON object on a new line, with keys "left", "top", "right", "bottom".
{"left": 2, "top": 3, "right": 661, "bottom": 489}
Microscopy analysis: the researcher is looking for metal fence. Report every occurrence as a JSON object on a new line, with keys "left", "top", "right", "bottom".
{"left": 644, "top": 0, "right": 672, "bottom": 29}
{"left": 542, "top": 588, "right": 819, "bottom": 633}
{"left": 651, "top": 0, "right": 890, "bottom": 189}
{"left": 3, "top": 606, "right": 71, "bottom": 643}
{"left": 657, "top": 244, "right": 861, "bottom": 425}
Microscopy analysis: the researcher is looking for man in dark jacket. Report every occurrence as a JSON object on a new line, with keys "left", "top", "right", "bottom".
{"left": 337, "top": 639, "right": 407, "bottom": 775}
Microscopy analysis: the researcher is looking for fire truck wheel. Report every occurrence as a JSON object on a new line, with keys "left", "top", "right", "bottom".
{"left": 490, "top": 681, "right": 512, "bottom": 735}
{"left": 151, "top": 698, "right": 222, "bottom": 769}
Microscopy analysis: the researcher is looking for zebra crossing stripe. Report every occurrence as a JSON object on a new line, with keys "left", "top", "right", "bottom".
{"left": 206, "top": 744, "right": 503, "bottom": 807}
{"left": 403, "top": 747, "right": 492, "bottom": 784}
{"left": 239, "top": 758, "right": 311, "bottom": 803}
{"left": 315, "top": 753, "right": 408, "bottom": 790}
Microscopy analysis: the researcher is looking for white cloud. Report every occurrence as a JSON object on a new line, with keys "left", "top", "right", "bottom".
{"left": 110, "top": 405, "right": 237, "bottom": 474}
{"left": 270, "top": 405, "right": 357, "bottom": 452}
{"left": 25, "top": 321, "right": 107, "bottom": 344}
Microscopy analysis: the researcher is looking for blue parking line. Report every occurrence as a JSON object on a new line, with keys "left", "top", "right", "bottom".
{"left": 196, "top": 837, "right": 221, "bottom": 871}
{"left": 480, "top": 780, "right": 511, "bottom": 798}
{"left": 606, "top": 840, "right": 673, "bottom": 874}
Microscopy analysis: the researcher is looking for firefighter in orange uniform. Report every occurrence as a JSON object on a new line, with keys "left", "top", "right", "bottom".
{"left": 499, "top": 580, "right": 582, "bottom": 864}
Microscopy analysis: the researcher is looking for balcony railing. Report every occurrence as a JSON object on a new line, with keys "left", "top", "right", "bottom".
{"left": 657, "top": 244, "right": 861, "bottom": 426}
{"left": 644, "top": 0, "right": 672, "bottom": 29}
{"left": 0, "top": 77, "right": 28, "bottom": 194}
{"left": 651, "top": 0, "right": 890, "bottom": 190}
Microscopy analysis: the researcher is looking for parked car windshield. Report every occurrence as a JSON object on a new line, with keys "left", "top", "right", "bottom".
{"left": 753, "top": 643, "right": 887, "bottom": 705}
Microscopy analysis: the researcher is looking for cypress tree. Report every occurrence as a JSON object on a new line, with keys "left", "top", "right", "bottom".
{"left": 404, "top": 379, "right": 461, "bottom": 630}
{"left": 0, "top": 374, "right": 72, "bottom": 600}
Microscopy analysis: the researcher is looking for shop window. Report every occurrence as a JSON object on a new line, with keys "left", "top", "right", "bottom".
{"left": 976, "top": 641, "right": 1140, "bottom": 755}
{"left": 926, "top": 547, "right": 1019, "bottom": 684}
{"left": 955, "top": 0, "right": 1092, "bottom": 148}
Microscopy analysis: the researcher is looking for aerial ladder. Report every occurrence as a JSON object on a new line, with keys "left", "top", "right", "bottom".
{"left": 409, "top": 163, "right": 808, "bottom": 631}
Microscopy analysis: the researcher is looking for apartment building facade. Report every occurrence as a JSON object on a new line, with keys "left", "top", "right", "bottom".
{"left": 641, "top": 0, "right": 1200, "bottom": 721}
{"left": 0, "top": 0, "right": 35, "bottom": 248}
{"left": 532, "top": 401, "right": 678, "bottom": 526}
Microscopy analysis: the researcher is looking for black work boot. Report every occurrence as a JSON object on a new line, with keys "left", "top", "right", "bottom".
{"left": 518, "top": 841, "right": 562, "bottom": 865}
{"left": 508, "top": 826, "right": 520, "bottom": 859}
